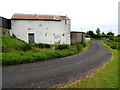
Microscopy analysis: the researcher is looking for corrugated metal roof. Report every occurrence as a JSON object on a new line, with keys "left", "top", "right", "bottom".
{"left": 12, "top": 14, "right": 69, "bottom": 20}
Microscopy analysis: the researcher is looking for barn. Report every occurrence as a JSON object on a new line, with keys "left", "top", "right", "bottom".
{"left": 10, "top": 14, "right": 71, "bottom": 44}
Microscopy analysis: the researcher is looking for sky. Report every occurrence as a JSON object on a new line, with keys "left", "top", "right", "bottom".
{"left": 0, "top": 0, "right": 119, "bottom": 35}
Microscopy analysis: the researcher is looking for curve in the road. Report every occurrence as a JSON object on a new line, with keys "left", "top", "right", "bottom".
{"left": 2, "top": 41, "right": 112, "bottom": 88}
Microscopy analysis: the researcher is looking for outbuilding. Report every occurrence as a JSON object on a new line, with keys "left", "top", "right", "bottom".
{"left": 10, "top": 14, "right": 71, "bottom": 44}
{"left": 0, "top": 16, "right": 11, "bottom": 35}
{"left": 70, "top": 31, "right": 85, "bottom": 44}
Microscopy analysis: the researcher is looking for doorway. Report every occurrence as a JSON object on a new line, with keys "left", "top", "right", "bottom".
{"left": 28, "top": 33, "right": 34, "bottom": 43}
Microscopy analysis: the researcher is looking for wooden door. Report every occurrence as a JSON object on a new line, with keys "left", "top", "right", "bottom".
{"left": 28, "top": 33, "right": 34, "bottom": 43}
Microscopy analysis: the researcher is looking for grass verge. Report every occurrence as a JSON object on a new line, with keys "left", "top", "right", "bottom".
{"left": 2, "top": 40, "right": 90, "bottom": 66}
{"left": 81, "top": 41, "right": 90, "bottom": 52}
{"left": 65, "top": 41, "right": 118, "bottom": 88}
{"left": 2, "top": 34, "right": 90, "bottom": 66}
{"left": 1, "top": 34, "right": 31, "bottom": 52}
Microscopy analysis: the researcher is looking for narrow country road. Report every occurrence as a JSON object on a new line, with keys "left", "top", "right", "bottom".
{"left": 2, "top": 41, "right": 112, "bottom": 88}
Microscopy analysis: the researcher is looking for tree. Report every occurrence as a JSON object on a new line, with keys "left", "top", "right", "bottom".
{"left": 102, "top": 32, "right": 105, "bottom": 35}
{"left": 86, "top": 30, "right": 94, "bottom": 38}
{"left": 96, "top": 28, "right": 100, "bottom": 35}
{"left": 107, "top": 31, "right": 114, "bottom": 36}
{"left": 117, "top": 34, "right": 120, "bottom": 37}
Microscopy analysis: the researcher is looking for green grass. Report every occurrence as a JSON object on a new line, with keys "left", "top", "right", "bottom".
{"left": 104, "top": 40, "right": 120, "bottom": 49}
{"left": 2, "top": 34, "right": 90, "bottom": 66}
{"left": 2, "top": 43, "right": 90, "bottom": 66}
{"left": 1, "top": 34, "right": 31, "bottom": 52}
{"left": 81, "top": 42, "right": 90, "bottom": 52}
{"left": 91, "top": 37, "right": 107, "bottom": 40}
{"left": 66, "top": 41, "right": 118, "bottom": 88}
{"left": 2, "top": 49, "right": 75, "bottom": 66}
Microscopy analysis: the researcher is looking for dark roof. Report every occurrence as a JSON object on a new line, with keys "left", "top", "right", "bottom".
{"left": 0, "top": 16, "right": 11, "bottom": 29}
{"left": 71, "top": 31, "right": 85, "bottom": 34}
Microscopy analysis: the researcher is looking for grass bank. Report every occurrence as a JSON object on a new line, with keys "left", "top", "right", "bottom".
{"left": 2, "top": 34, "right": 90, "bottom": 66}
{"left": 66, "top": 41, "right": 118, "bottom": 88}
{"left": 104, "top": 40, "right": 120, "bottom": 49}
{"left": 1, "top": 34, "right": 31, "bottom": 52}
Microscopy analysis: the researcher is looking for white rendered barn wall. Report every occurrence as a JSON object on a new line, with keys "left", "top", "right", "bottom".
{"left": 10, "top": 19, "right": 71, "bottom": 44}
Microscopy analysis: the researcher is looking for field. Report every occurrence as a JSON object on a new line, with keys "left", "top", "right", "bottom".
{"left": 1, "top": 34, "right": 90, "bottom": 66}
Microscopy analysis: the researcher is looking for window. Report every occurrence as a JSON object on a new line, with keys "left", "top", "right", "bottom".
{"left": 28, "top": 28, "right": 31, "bottom": 30}
{"left": 39, "top": 24, "right": 42, "bottom": 27}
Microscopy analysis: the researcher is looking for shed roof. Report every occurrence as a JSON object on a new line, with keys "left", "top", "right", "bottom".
{"left": 71, "top": 31, "right": 85, "bottom": 34}
{"left": 12, "top": 14, "right": 69, "bottom": 20}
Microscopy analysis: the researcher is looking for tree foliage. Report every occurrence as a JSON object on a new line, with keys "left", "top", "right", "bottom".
{"left": 96, "top": 28, "right": 100, "bottom": 35}
{"left": 102, "top": 32, "right": 105, "bottom": 35}
{"left": 86, "top": 30, "right": 94, "bottom": 38}
{"left": 85, "top": 28, "right": 115, "bottom": 39}
{"left": 107, "top": 31, "right": 114, "bottom": 36}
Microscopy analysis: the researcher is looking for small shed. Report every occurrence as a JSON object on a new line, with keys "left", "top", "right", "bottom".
{"left": 70, "top": 31, "right": 85, "bottom": 44}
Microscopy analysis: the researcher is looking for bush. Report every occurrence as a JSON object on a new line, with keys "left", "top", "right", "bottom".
{"left": 2, "top": 46, "right": 8, "bottom": 52}
{"left": 75, "top": 44, "right": 82, "bottom": 52}
{"left": 34, "top": 43, "right": 43, "bottom": 48}
{"left": 2, "top": 43, "right": 89, "bottom": 66}
{"left": 2, "top": 49, "right": 78, "bottom": 66}
{"left": 55, "top": 45, "right": 69, "bottom": 50}
{"left": 34, "top": 43, "right": 50, "bottom": 48}
{"left": 72, "top": 43, "right": 86, "bottom": 52}
{"left": 112, "top": 37, "right": 120, "bottom": 42}
{"left": 104, "top": 41, "right": 120, "bottom": 49}
{"left": 44, "top": 44, "right": 51, "bottom": 48}
{"left": 21, "top": 44, "right": 32, "bottom": 51}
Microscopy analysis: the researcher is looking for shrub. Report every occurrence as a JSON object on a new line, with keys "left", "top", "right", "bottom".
{"left": 55, "top": 45, "right": 69, "bottom": 50}
{"left": 75, "top": 44, "right": 82, "bottom": 52}
{"left": 34, "top": 43, "right": 43, "bottom": 48}
{"left": 104, "top": 41, "right": 120, "bottom": 50}
{"left": 44, "top": 44, "right": 50, "bottom": 48}
{"left": 2, "top": 43, "right": 88, "bottom": 66}
{"left": 2, "top": 46, "right": 8, "bottom": 52}
{"left": 2, "top": 49, "right": 78, "bottom": 66}
{"left": 21, "top": 44, "right": 32, "bottom": 51}
{"left": 34, "top": 43, "right": 50, "bottom": 48}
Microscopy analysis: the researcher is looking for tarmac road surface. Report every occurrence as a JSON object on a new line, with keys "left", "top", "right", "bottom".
{"left": 2, "top": 41, "right": 112, "bottom": 88}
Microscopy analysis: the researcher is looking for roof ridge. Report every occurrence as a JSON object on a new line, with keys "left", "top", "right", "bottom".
{"left": 13, "top": 13, "right": 66, "bottom": 17}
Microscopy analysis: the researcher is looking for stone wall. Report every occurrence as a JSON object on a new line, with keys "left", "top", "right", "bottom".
{"left": 0, "top": 27, "right": 10, "bottom": 36}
